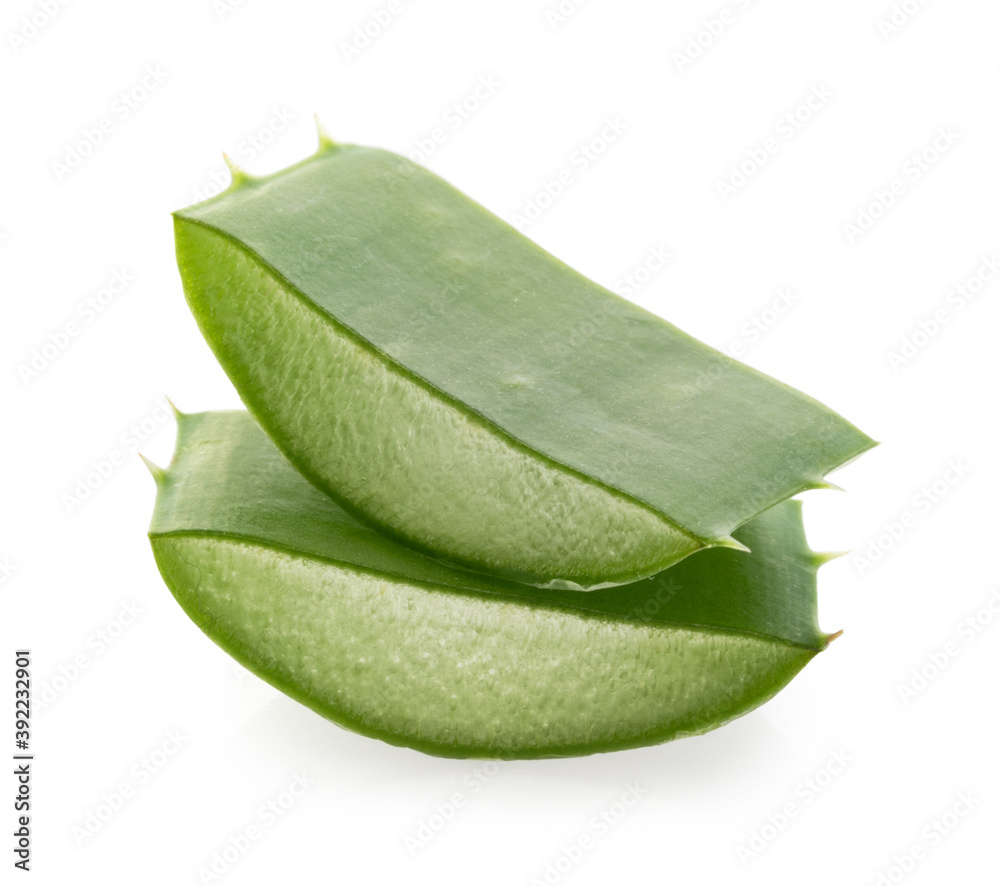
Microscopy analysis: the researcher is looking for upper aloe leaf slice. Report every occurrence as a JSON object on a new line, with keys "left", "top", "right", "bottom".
{"left": 173, "top": 140, "right": 874, "bottom": 589}
{"left": 148, "top": 410, "right": 837, "bottom": 760}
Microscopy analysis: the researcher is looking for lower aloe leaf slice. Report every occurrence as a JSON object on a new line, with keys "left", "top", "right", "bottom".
{"left": 173, "top": 136, "right": 874, "bottom": 590}
{"left": 147, "top": 411, "right": 838, "bottom": 760}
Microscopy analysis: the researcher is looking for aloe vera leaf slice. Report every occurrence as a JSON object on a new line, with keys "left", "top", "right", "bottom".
{"left": 173, "top": 141, "right": 874, "bottom": 589}
{"left": 147, "top": 411, "right": 837, "bottom": 760}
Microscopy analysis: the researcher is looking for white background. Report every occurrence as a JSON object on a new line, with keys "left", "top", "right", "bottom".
{"left": 2, "top": 0, "right": 997, "bottom": 883}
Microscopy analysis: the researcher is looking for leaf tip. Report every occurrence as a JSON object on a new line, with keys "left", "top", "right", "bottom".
{"left": 314, "top": 114, "right": 337, "bottom": 152}
{"left": 715, "top": 535, "right": 751, "bottom": 555}
{"left": 222, "top": 152, "right": 254, "bottom": 188}
{"left": 139, "top": 453, "right": 166, "bottom": 486}
{"left": 164, "top": 396, "right": 185, "bottom": 420}
{"left": 809, "top": 479, "right": 845, "bottom": 493}
{"left": 812, "top": 550, "right": 848, "bottom": 567}
{"left": 824, "top": 629, "right": 844, "bottom": 647}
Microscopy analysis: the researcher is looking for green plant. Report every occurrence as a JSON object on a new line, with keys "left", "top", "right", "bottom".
{"left": 173, "top": 135, "right": 872, "bottom": 589}
{"left": 148, "top": 127, "right": 873, "bottom": 757}
{"left": 148, "top": 410, "right": 840, "bottom": 759}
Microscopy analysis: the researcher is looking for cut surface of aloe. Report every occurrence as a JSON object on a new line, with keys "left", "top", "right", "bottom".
{"left": 148, "top": 410, "right": 837, "bottom": 759}
{"left": 173, "top": 139, "right": 873, "bottom": 588}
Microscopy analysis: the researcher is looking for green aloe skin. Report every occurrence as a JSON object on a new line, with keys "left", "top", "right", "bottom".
{"left": 173, "top": 134, "right": 874, "bottom": 590}
{"left": 148, "top": 411, "right": 839, "bottom": 760}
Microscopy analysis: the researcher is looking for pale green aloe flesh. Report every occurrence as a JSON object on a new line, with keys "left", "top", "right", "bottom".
{"left": 148, "top": 411, "right": 834, "bottom": 760}
{"left": 173, "top": 140, "right": 874, "bottom": 590}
